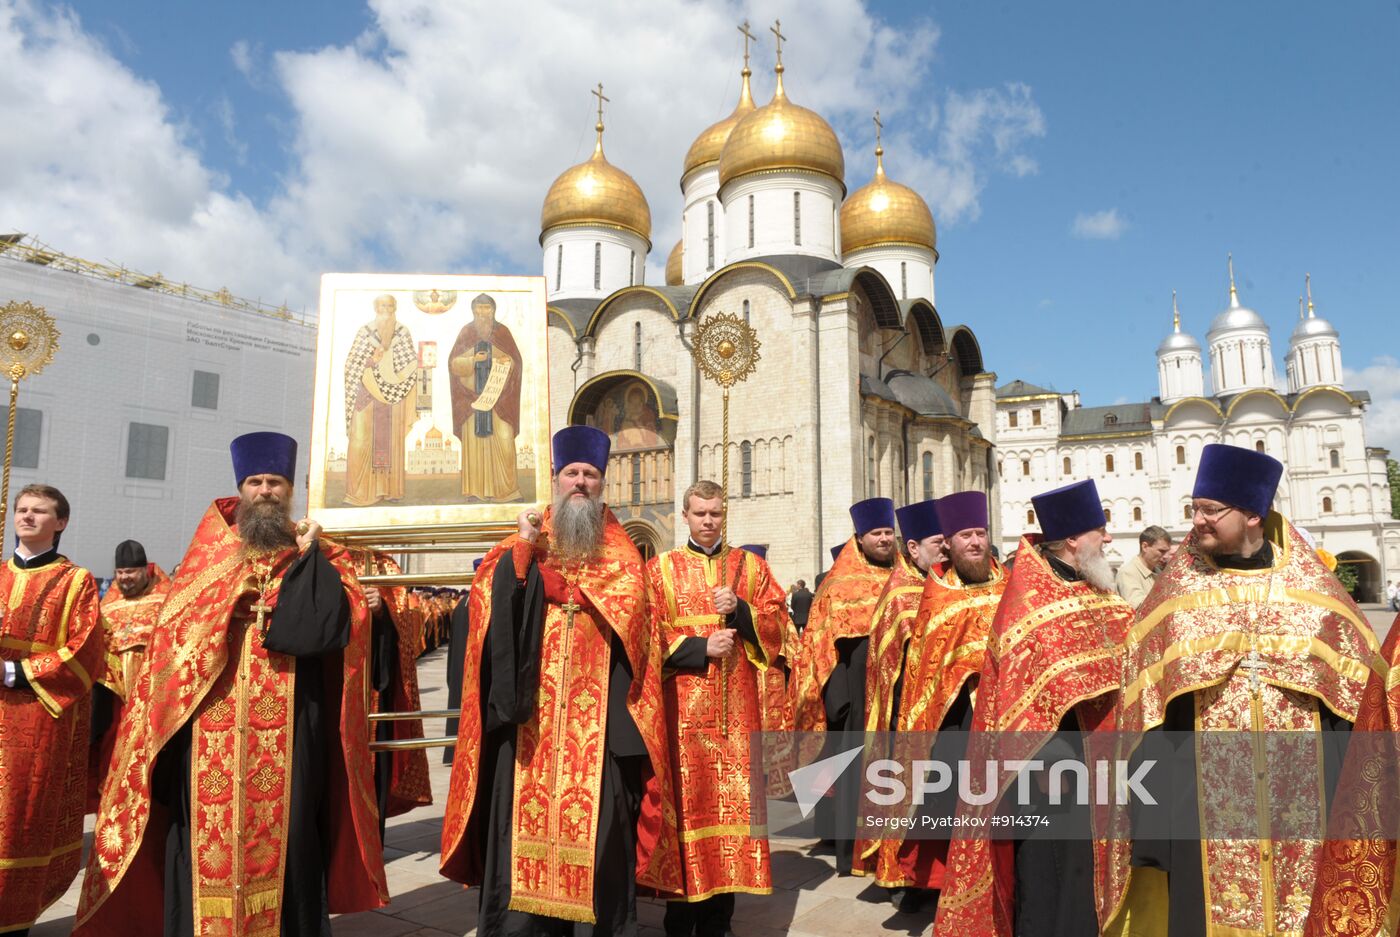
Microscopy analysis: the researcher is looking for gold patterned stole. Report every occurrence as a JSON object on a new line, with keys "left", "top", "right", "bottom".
{"left": 508, "top": 559, "right": 614, "bottom": 924}
{"left": 190, "top": 559, "right": 296, "bottom": 936}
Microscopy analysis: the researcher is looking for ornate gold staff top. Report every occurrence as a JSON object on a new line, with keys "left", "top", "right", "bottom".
{"left": 0, "top": 301, "right": 59, "bottom": 536}
{"left": 689, "top": 310, "right": 760, "bottom": 736}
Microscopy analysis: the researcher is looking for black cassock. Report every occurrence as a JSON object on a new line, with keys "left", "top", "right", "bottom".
{"left": 472, "top": 555, "right": 648, "bottom": 937}
{"left": 370, "top": 605, "right": 400, "bottom": 842}
{"left": 443, "top": 594, "right": 470, "bottom": 764}
{"left": 152, "top": 547, "right": 350, "bottom": 937}
{"left": 816, "top": 634, "right": 869, "bottom": 874}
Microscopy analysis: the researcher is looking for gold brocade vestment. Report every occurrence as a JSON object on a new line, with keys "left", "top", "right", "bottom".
{"left": 1106, "top": 517, "right": 1379, "bottom": 937}
{"left": 647, "top": 544, "right": 789, "bottom": 901}
{"left": 0, "top": 556, "right": 103, "bottom": 933}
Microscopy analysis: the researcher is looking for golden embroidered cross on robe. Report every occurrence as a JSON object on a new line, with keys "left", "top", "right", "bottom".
{"left": 647, "top": 543, "right": 788, "bottom": 901}
{"left": 933, "top": 538, "right": 1133, "bottom": 937}
{"left": 0, "top": 553, "right": 102, "bottom": 934}
{"left": 1103, "top": 516, "right": 1378, "bottom": 937}
{"left": 854, "top": 560, "right": 1006, "bottom": 889}
{"left": 75, "top": 498, "right": 388, "bottom": 936}
{"left": 1305, "top": 612, "right": 1400, "bottom": 937}
{"left": 440, "top": 505, "right": 682, "bottom": 927}
{"left": 358, "top": 550, "right": 433, "bottom": 822}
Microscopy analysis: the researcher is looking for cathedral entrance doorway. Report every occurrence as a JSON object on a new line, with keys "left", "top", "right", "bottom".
{"left": 1336, "top": 550, "right": 1380, "bottom": 603}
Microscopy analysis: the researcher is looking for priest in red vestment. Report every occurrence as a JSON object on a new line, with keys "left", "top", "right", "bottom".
{"left": 790, "top": 496, "right": 910, "bottom": 873}
{"left": 648, "top": 481, "right": 789, "bottom": 937}
{"left": 0, "top": 484, "right": 102, "bottom": 936}
{"left": 76, "top": 432, "right": 388, "bottom": 936}
{"left": 933, "top": 480, "right": 1134, "bottom": 937}
{"left": 857, "top": 492, "right": 1006, "bottom": 911}
{"left": 89, "top": 539, "right": 171, "bottom": 812}
{"left": 358, "top": 549, "right": 433, "bottom": 840}
{"left": 440, "top": 425, "right": 681, "bottom": 936}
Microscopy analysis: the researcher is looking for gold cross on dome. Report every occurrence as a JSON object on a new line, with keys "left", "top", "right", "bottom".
{"left": 873, "top": 110, "right": 883, "bottom": 148}
{"left": 770, "top": 19, "right": 786, "bottom": 66}
{"left": 591, "top": 82, "right": 609, "bottom": 128}
{"left": 738, "top": 20, "right": 757, "bottom": 69}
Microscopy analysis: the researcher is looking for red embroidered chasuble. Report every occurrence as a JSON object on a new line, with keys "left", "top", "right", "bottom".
{"left": 440, "top": 506, "right": 682, "bottom": 922}
{"left": 75, "top": 498, "right": 387, "bottom": 936}
{"left": 854, "top": 560, "right": 1006, "bottom": 888}
{"left": 0, "top": 555, "right": 102, "bottom": 932}
{"left": 933, "top": 539, "right": 1132, "bottom": 937}
{"left": 1104, "top": 516, "right": 1378, "bottom": 937}
{"left": 647, "top": 544, "right": 789, "bottom": 900}
{"left": 357, "top": 550, "right": 433, "bottom": 817}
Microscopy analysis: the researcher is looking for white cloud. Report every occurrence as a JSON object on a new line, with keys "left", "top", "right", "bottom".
{"left": 1345, "top": 355, "right": 1400, "bottom": 455}
{"left": 1071, "top": 207, "right": 1128, "bottom": 240}
{"left": 0, "top": 0, "right": 1046, "bottom": 310}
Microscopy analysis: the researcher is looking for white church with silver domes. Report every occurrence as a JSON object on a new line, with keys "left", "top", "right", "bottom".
{"left": 996, "top": 259, "right": 1398, "bottom": 601}
{"left": 539, "top": 25, "right": 997, "bottom": 586}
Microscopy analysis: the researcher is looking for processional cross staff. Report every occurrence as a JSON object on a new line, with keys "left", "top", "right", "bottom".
{"left": 0, "top": 301, "right": 59, "bottom": 535}
{"left": 690, "top": 311, "right": 761, "bottom": 737}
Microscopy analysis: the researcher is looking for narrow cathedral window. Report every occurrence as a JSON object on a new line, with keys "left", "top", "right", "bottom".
{"left": 1183, "top": 504, "right": 1192, "bottom": 520}
{"left": 869, "top": 439, "right": 878, "bottom": 496}
{"left": 1062, "top": 456, "right": 1071, "bottom": 475}
{"left": 1176, "top": 445, "right": 1186, "bottom": 465}
{"left": 1009, "top": 411, "right": 1019, "bottom": 428}
{"left": 793, "top": 192, "right": 802, "bottom": 246}
{"left": 1021, "top": 458, "right": 1030, "bottom": 477}
{"left": 1330, "top": 448, "right": 1340, "bottom": 468}
{"left": 1133, "top": 506, "right": 1143, "bottom": 522}
{"left": 1032, "top": 409, "right": 1042, "bottom": 426}
{"left": 633, "top": 322, "right": 642, "bottom": 370}
{"left": 1134, "top": 451, "right": 1144, "bottom": 471}
{"left": 1104, "top": 507, "right": 1113, "bottom": 523}
{"left": 1106, "top": 454, "right": 1115, "bottom": 473}
{"left": 922, "top": 452, "right": 933, "bottom": 499}
{"left": 707, "top": 201, "right": 716, "bottom": 270}
{"left": 630, "top": 454, "right": 642, "bottom": 504}
{"left": 1323, "top": 496, "right": 1333, "bottom": 513}
{"left": 748, "top": 195, "right": 755, "bottom": 249}
{"left": 1255, "top": 440, "right": 1265, "bottom": 453}
{"left": 555, "top": 245, "right": 563, "bottom": 291}
{"left": 901, "top": 262, "right": 908, "bottom": 300}
{"left": 629, "top": 250, "right": 636, "bottom": 286}
{"left": 1027, "top": 508, "right": 1036, "bottom": 525}
{"left": 593, "top": 242, "right": 602, "bottom": 291}
{"left": 741, "top": 441, "right": 753, "bottom": 497}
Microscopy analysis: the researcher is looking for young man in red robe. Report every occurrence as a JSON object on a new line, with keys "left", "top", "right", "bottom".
{"left": 649, "top": 480, "right": 789, "bottom": 937}
{"left": 440, "top": 425, "right": 681, "bottom": 935}
{"left": 76, "top": 431, "right": 388, "bottom": 936}
{"left": 0, "top": 484, "right": 102, "bottom": 936}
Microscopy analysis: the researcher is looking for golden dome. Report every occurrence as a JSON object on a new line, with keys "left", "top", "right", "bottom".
{"left": 840, "top": 145, "right": 935, "bottom": 253}
{"left": 665, "top": 240, "right": 683, "bottom": 285}
{"left": 718, "top": 65, "right": 845, "bottom": 192}
{"left": 683, "top": 68, "right": 756, "bottom": 181}
{"left": 540, "top": 123, "right": 651, "bottom": 245}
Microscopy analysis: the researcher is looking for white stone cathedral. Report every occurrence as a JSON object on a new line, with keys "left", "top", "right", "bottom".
{"left": 995, "top": 262, "right": 1399, "bottom": 601}
{"left": 539, "top": 31, "right": 998, "bottom": 586}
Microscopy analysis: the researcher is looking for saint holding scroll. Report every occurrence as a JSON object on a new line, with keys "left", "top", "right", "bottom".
{"left": 449, "top": 293, "right": 523, "bottom": 502}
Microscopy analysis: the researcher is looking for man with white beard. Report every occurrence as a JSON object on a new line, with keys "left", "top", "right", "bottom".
{"left": 440, "top": 425, "right": 680, "bottom": 935}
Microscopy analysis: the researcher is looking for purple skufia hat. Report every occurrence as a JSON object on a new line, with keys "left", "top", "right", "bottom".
{"left": 934, "top": 491, "right": 988, "bottom": 536}
{"left": 1192, "top": 443, "right": 1283, "bottom": 517}
{"left": 850, "top": 497, "right": 896, "bottom": 535}
{"left": 830, "top": 543, "right": 844, "bottom": 562}
{"left": 739, "top": 544, "right": 768, "bottom": 560}
{"left": 230, "top": 431, "right": 297, "bottom": 485}
{"left": 895, "top": 500, "right": 941, "bottom": 542}
{"left": 1031, "top": 479, "right": 1106, "bottom": 541}
{"left": 552, "top": 425, "right": 611, "bottom": 473}
{"left": 472, "top": 557, "right": 483, "bottom": 571}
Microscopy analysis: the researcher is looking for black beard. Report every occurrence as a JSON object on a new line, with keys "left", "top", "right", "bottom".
{"left": 236, "top": 498, "right": 296, "bottom": 552}
{"left": 951, "top": 552, "right": 991, "bottom": 584}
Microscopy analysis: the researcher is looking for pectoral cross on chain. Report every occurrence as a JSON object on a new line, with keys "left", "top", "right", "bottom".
{"left": 560, "top": 589, "right": 582, "bottom": 628}
{"left": 252, "top": 598, "right": 274, "bottom": 638}
{"left": 1238, "top": 647, "right": 1267, "bottom": 695}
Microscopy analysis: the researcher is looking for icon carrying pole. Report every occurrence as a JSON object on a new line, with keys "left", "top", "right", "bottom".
{"left": 0, "top": 302, "right": 60, "bottom": 536}
{"left": 691, "top": 311, "right": 761, "bottom": 738}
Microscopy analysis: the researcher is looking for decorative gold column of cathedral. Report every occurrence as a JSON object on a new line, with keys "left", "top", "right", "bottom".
{"left": 690, "top": 311, "right": 761, "bottom": 736}
{"left": 0, "top": 301, "right": 60, "bottom": 533}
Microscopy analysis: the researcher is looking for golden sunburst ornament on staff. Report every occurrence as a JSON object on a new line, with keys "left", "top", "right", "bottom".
{"left": 0, "top": 300, "right": 60, "bottom": 534}
{"left": 689, "top": 309, "right": 760, "bottom": 736}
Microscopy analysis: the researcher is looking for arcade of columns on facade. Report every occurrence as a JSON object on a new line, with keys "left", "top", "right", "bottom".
{"left": 540, "top": 29, "right": 997, "bottom": 586}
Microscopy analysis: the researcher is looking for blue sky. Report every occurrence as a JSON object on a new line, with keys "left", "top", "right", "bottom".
{"left": 8, "top": 0, "right": 1400, "bottom": 447}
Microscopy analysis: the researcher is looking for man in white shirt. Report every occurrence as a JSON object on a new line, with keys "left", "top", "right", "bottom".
{"left": 1115, "top": 524, "right": 1172, "bottom": 608}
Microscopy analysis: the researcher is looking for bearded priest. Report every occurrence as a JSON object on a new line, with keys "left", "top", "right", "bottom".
{"left": 0, "top": 485, "right": 102, "bottom": 936}
{"left": 791, "top": 496, "right": 909, "bottom": 873}
{"left": 1107, "top": 444, "right": 1378, "bottom": 937}
{"left": 933, "top": 480, "right": 1134, "bottom": 937}
{"left": 76, "top": 432, "right": 388, "bottom": 936}
{"left": 648, "top": 480, "right": 789, "bottom": 937}
{"left": 440, "top": 425, "right": 680, "bottom": 936}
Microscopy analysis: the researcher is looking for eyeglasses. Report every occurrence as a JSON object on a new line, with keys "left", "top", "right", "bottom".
{"left": 1190, "top": 502, "right": 1237, "bottom": 522}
